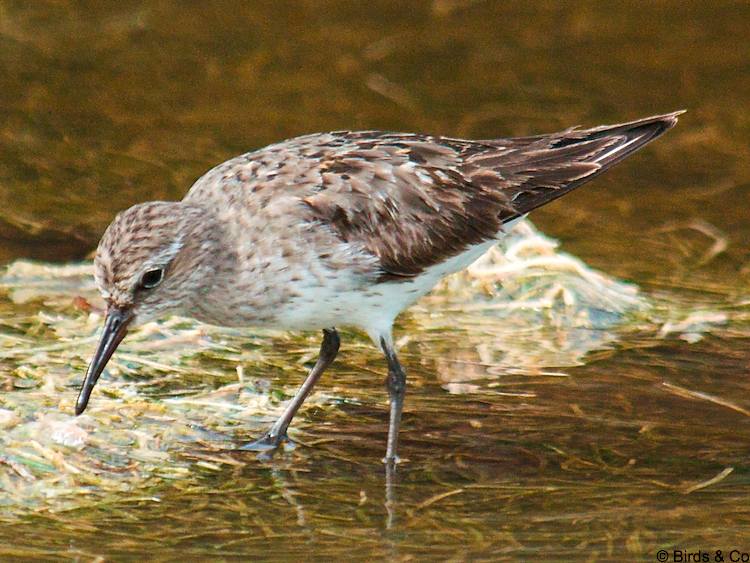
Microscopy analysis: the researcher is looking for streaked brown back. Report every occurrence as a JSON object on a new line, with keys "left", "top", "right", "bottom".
{"left": 302, "top": 112, "right": 682, "bottom": 279}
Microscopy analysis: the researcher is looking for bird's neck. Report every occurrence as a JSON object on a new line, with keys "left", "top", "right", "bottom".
{"left": 176, "top": 203, "right": 243, "bottom": 325}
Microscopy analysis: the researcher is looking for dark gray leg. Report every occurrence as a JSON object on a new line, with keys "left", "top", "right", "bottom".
{"left": 380, "top": 337, "right": 406, "bottom": 465}
{"left": 240, "top": 328, "right": 340, "bottom": 451}
{"left": 385, "top": 459, "right": 398, "bottom": 530}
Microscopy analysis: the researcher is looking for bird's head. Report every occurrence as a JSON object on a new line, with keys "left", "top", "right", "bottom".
{"left": 75, "top": 201, "right": 222, "bottom": 415}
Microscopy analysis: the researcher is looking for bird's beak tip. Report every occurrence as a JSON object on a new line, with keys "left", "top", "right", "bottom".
{"left": 76, "top": 306, "right": 132, "bottom": 414}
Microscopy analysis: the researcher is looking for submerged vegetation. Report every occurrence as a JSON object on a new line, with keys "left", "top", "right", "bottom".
{"left": 0, "top": 221, "right": 741, "bottom": 528}
{"left": 1, "top": 1, "right": 749, "bottom": 558}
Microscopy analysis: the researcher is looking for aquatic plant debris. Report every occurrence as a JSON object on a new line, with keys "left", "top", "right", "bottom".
{"left": 0, "top": 220, "right": 738, "bottom": 517}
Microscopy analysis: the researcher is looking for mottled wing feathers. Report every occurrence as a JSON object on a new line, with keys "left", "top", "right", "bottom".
{"left": 302, "top": 112, "right": 681, "bottom": 278}
{"left": 302, "top": 136, "right": 512, "bottom": 277}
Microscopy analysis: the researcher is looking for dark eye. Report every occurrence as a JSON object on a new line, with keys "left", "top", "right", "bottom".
{"left": 139, "top": 268, "right": 164, "bottom": 290}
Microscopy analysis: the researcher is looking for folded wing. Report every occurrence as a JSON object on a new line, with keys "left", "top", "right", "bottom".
{"left": 303, "top": 111, "right": 682, "bottom": 278}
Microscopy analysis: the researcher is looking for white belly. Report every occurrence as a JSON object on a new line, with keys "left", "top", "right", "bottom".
{"left": 273, "top": 235, "right": 505, "bottom": 343}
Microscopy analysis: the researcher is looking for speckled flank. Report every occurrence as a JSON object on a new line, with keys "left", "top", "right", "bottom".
{"left": 93, "top": 112, "right": 681, "bottom": 344}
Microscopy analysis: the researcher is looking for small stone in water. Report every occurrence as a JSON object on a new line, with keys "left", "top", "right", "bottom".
{"left": 50, "top": 421, "right": 89, "bottom": 450}
{"left": 0, "top": 408, "right": 20, "bottom": 429}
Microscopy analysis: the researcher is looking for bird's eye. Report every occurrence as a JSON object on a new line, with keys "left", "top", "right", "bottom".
{"left": 139, "top": 268, "right": 164, "bottom": 290}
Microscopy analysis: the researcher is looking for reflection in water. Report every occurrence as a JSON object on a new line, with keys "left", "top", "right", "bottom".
{"left": 420, "top": 220, "right": 649, "bottom": 393}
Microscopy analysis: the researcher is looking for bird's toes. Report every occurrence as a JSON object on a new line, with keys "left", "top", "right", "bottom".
{"left": 237, "top": 432, "right": 294, "bottom": 454}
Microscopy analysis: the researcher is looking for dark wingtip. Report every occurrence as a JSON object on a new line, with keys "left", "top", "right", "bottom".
{"left": 663, "top": 109, "right": 686, "bottom": 120}
{"left": 572, "top": 110, "right": 685, "bottom": 167}
{"left": 589, "top": 109, "right": 686, "bottom": 138}
{"left": 649, "top": 109, "right": 686, "bottom": 130}
{"left": 499, "top": 110, "right": 685, "bottom": 220}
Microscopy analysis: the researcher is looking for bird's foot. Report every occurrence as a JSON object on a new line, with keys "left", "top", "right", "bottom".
{"left": 238, "top": 431, "right": 296, "bottom": 454}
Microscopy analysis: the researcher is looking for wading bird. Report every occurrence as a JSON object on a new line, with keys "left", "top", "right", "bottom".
{"left": 76, "top": 112, "right": 682, "bottom": 463}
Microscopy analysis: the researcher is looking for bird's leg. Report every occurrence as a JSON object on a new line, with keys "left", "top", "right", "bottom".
{"left": 380, "top": 337, "right": 407, "bottom": 465}
{"left": 385, "top": 457, "right": 398, "bottom": 530}
{"left": 240, "top": 328, "right": 340, "bottom": 452}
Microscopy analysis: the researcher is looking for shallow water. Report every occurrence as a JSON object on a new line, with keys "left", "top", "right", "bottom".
{"left": 1, "top": 1, "right": 749, "bottom": 561}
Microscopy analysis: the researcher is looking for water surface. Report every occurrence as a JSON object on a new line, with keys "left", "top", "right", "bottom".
{"left": 1, "top": 1, "right": 749, "bottom": 560}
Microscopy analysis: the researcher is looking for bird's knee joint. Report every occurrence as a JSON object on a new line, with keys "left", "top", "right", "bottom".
{"left": 386, "top": 370, "right": 406, "bottom": 395}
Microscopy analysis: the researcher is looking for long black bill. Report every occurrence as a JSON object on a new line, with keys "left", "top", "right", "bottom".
{"left": 75, "top": 307, "right": 133, "bottom": 415}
